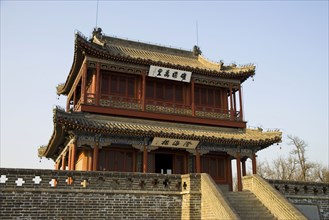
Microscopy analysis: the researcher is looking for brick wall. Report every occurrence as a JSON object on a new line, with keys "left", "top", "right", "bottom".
{"left": 200, "top": 174, "right": 238, "bottom": 219}
{"left": 0, "top": 168, "right": 201, "bottom": 219}
{"left": 268, "top": 179, "right": 329, "bottom": 220}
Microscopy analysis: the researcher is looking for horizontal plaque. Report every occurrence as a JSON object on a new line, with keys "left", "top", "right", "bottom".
{"left": 148, "top": 65, "right": 192, "bottom": 83}
{"left": 151, "top": 137, "right": 199, "bottom": 149}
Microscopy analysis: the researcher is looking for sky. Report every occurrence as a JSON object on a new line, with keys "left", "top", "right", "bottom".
{"left": 1, "top": 1, "right": 328, "bottom": 170}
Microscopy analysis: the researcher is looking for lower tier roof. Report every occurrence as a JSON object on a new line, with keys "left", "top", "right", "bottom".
{"left": 40, "top": 107, "right": 282, "bottom": 160}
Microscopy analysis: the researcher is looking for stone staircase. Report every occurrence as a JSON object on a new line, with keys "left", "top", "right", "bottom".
{"left": 222, "top": 189, "right": 276, "bottom": 220}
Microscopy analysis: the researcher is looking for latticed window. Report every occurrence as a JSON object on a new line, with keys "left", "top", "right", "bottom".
{"left": 98, "top": 147, "right": 134, "bottom": 172}
{"left": 194, "top": 85, "right": 225, "bottom": 109}
{"left": 201, "top": 155, "right": 226, "bottom": 181}
{"left": 146, "top": 78, "right": 185, "bottom": 103}
{"left": 101, "top": 72, "right": 136, "bottom": 98}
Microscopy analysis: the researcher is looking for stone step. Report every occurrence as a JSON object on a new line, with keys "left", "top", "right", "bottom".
{"left": 223, "top": 190, "right": 276, "bottom": 220}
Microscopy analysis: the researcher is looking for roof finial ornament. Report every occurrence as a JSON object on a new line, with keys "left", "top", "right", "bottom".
{"left": 193, "top": 45, "right": 202, "bottom": 56}
{"left": 219, "top": 60, "right": 224, "bottom": 70}
{"left": 93, "top": 27, "right": 103, "bottom": 39}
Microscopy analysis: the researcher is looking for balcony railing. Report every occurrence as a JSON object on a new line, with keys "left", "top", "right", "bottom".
{"left": 145, "top": 100, "right": 192, "bottom": 116}
{"left": 73, "top": 93, "right": 243, "bottom": 122}
{"left": 99, "top": 94, "right": 141, "bottom": 110}
{"left": 195, "top": 106, "right": 230, "bottom": 120}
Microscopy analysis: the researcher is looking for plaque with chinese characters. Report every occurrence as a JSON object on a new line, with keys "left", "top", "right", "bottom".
{"left": 148, "top": 65, "right": 192, "bottom": 83}
{"left": 151, "top": 137, "right": 199, "bottom": 149}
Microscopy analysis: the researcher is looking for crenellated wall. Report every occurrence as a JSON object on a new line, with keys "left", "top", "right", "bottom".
{"left": 268, "top": 179, "right": 329, "bottom": 220}
{"left": 0, "top": 168, "right": 201, "bottom": 219}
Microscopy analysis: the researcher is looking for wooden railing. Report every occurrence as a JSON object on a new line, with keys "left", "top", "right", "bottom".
{"left": 73, "top": 93, "right": 243, "bottom": 122}
{"left": 99, "top": 94, "right": 141, "bottom": 110}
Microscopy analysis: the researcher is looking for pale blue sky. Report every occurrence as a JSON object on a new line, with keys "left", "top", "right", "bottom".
{"left": 1, "top": 1, "right": 328, "bottom": 169}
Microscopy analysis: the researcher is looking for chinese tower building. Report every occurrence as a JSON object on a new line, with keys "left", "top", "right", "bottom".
{"left": 38, "top": 28, "right": 282, "bottom": 192}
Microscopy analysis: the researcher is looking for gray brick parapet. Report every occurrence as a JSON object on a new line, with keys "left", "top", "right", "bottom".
{"left": 268, "top": 179, "right": 329, "bottom": 220}
{"left": 0, "top": 168, "right": 201, "bottom": 219}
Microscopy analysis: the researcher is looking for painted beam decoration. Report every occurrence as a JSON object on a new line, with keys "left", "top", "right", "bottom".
{"left": 151, "top": 137, "right": 199, "bottom": 149}
{"left": 148, "top": 65, "right": 192, "bottom": 83}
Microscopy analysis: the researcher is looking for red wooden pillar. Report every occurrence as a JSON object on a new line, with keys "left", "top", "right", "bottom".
{"left": 236, "top": 152, "right": 242, "bottom": 191}
{"left": 241, "top": 158, "right": 247, "bottom": 176}
{"left": 233, "top": 90, "right": 237, "bottom": 112}
{"left": 95, "top": 62, "right": 100, "bottom": 106}
{"left": 229, "top": 84, "right": 234, "bottom": 120}
{"left": 61, "top": 154, "right": 66, "bottom": 170}
{"left": 191, "top": 79, "right": 195, "bottom": 116}
{"left": 227, "top": 158, "right": 233, "bottom": 191}
{"left": 66, "top": 96, "right": 71, "bottom": 112}
{"left": 73, "top": 89, "right": 77, "bottom": 107}
{"left": 54, "top": 162, "right": 59, "bottom": 170}
{"left": 143, "top": 145, "right": 148, "bottom": 173}
{"left": 93, "top": 143, "right": 99, "bottom": 171}
{"left": 71, "top": 142, "right": 77, "bottom": 171}
{"left": 68, "top": 145, "right": 72, "bottom": 171}
{"left": 252, "top": 153, "right": 257, "bottom": 175}
{"left": 142, "top": 72, "right": 146, "bottom": 111}
{"left": 195, "top": 150, "right": 201, "bottom": 173}
{"left": 81, "top": 62, "right": 87, "bottom": 104}
{"left": 238, "top": 85, "right": 243, "bottom": 121}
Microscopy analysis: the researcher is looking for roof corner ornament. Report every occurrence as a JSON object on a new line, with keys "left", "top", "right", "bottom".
{"left": 219, "top": 60, "right": 224, "bottom": 70}
{"left": 92, "top": 27, "right": 103, "bottom": 39}
{"left": 193, "top": 45, "right": 202, "bottom": 56}
{"left": 92, "top": 27, "right": 106, "bottom": 47}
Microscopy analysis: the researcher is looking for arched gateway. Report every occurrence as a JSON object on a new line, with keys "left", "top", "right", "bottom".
{"left": 38, "top": 28, "right": 281, "bottom": 191}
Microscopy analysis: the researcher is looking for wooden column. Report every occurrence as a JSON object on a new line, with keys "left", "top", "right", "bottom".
{"left": 66, "top": 97, "right": 71, "bottom": 112}
{"left": 71, "top": 142, "right": 77, "bottom": 171}
{"left": 229, "top": 84, "right": 234, "bottom": 120}
{"left": 142, "top": 72, "right": 146, "bottom": 111}
{"left": 228, "top": 158, "right": 233, "bottom": 191}
{"left": 61, "top": 154, "right": 66, "bottom": 170}
{"left": 93, "top": 143, "right": 99, "bottom": 171}
{"left": 191, "top": 79, "right": 195, "bottom": 116}
{"left": 81, "top": 62, "right": 87, "bottom": 104}
{"left": 236, "top": 152, "right": 242, "bottom": 191}
{"left": 238, "top": 85, "right": 243, "bottom": 121}
{"left": 252, "top": 153, "right": 257, "bottom": 175}
{"left": 95, "top": 62, "right": 100, "bottom": 106}
{"left": 54, "top": 162, "right": 59, "bottom": 170}
{"left": 73, "top": 89, "right": 77, "bottom": 106}
{"left": 143, "top": 145, "right": 148, "bottom": 173}
{"left": 196, "top": 150, "right": 201, "bottom": 173}
{"left": 68, "top": 145, "right": 72, "bottom": 171}
{"left": 241, "top": 158, "right": 247, "bottom": 176}
{"left": 233, "top": 91, "right": 237, "bottom": 112}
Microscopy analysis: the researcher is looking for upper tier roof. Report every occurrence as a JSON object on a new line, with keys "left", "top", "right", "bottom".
{"left": 57, "top": 28, "right": 256, "bottom": 95}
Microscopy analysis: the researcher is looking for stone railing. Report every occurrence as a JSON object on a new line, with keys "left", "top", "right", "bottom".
{"left": 201, "top": 173, "right": 239, "bottom": 219}
{"left": 268, "top": 179, "right": 329, "bottom": 220}
{"left": 243, "top": 175, "right": 307, "bottom": 220}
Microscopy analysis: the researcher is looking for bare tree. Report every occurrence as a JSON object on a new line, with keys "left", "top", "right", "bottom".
{"left": 287, "top": 135, "right": 313, "bottom": 181}
{"left": 309, "top": 163, "right": 329, "bottom": 182}
{"left": 257, "top": 156, "right": 298, "bottom": 180}
{"left": 258, "top": 135, "right": 328, "bottom": 183}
